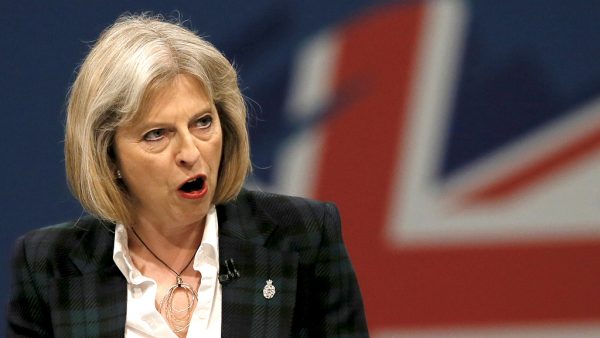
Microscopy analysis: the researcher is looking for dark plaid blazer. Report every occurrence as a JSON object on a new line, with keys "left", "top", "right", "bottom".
{"left": 8, "top": 189, "right": 368, "bottom": 337}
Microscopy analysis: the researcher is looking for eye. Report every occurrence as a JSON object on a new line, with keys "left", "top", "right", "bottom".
{"left": 194, "top": 115, "right": 213, "bottom": 129}
{"left": 143, "top": 129, "right": 165, "bottom": 141}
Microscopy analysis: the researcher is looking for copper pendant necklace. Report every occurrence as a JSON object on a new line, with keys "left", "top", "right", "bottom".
{"left": 131, "top": 227, "right": 198, "bottom": 333}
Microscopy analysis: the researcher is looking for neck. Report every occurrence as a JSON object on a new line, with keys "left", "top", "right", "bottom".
{"left": 128, "top": 215, "right": 206, "bottom": 271}
{"left": 135, "top": 209, "right": 206, "bottom": 242}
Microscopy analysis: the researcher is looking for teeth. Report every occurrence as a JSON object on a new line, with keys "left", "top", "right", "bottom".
{"left": 187, "top": 178, "right": 197, "bottom": 183}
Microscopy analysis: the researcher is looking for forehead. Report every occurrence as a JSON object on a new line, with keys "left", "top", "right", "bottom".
{"left": 127, "top": 74, "right": 213, "bottom": 125}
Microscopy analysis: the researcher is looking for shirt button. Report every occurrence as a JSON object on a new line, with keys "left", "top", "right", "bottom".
{"left": 133, "top": 287, "right": 142, "bottom": 298}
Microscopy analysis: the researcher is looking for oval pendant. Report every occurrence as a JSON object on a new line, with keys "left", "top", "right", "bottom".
{"left": 160, "top": 281, "right": 198, "bottom": 333}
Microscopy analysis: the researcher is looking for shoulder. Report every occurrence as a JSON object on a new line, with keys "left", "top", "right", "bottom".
{"left": 12, "top": 216, "right": 114, "bottom": 271}
{"left": 16, "top": 216, "right": 111, "bottom": 250}
{"left": 237, "top": 188, "right": 339, "bottom": 223}
{"left": 226, "top": 189, "right": 341, "bottom": 232}
{"left": 218, "top": 189, "right": 343, "bottom": 253}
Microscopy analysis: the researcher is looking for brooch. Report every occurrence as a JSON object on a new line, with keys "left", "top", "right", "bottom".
{"left": 263, "top": 279, "right": 276, "bottom": 299}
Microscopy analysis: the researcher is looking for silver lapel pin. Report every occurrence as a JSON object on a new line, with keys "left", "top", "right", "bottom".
{"left": 263, "top": 279, "right": 276, "bottom": 299}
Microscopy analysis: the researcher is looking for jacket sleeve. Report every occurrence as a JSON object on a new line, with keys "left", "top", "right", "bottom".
{"left": 309, "top": 202, "right": 369, "bottom": 337}
{"left": 7, "top": 235, "right": 52, "bottom": 337}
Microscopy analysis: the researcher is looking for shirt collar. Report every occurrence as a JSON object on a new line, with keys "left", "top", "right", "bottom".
{"left": 194, "top": 205, "right": 219, "bottom": 268}
{"left": 113, "top": 205, "right": 219, "bottom": 284}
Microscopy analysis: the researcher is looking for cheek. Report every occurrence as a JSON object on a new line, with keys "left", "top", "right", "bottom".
{"left": 114, "top": 136, "right": 137, "bottom": 171}
{"left": 119, "top": 149, "right": 145, "bottom": 174}
{"left": 205, "top": 123, "right": 222, "bottom": 164}
{"left": 213, "top": 135, "right": 224, "bottom": 172}
{"left": 119, "top": 149, "right": 167, "bottom": 186}
{"left": 216, "top": 137, "right": 224, "bottom": 161}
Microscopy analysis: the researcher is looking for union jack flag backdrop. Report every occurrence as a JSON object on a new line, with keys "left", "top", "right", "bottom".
{"left": 4, "top": 0, "right": 600, "bottom": 336}
{"left": 246, "top": 0, "right": 600, "bottom": 335}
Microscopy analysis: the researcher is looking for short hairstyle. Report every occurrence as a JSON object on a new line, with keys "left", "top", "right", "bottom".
{"left": 65, "top": 13, "right": 250, "bottom": 226}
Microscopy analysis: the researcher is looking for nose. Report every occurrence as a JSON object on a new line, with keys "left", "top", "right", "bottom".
{"left": 175, "top": 132, "right": 201, "bottom": 167}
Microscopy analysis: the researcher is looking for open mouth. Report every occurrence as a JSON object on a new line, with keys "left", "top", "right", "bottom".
{"left": 179, "top": 176, "right": 205, "bottom": 193}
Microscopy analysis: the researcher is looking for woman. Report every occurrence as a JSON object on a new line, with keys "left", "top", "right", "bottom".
{"left": 8, "top": 14, "right": 368, "bottom": 337}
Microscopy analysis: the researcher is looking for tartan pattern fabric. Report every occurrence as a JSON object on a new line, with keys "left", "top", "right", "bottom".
{"left": 8, "top": 189, "right": 368, "bottom": 337}
{"left": 219, "top": 190, "right": 369, "bottom": 337}
{"left": 8, "top": 218, "right": 127, "bottom": 337}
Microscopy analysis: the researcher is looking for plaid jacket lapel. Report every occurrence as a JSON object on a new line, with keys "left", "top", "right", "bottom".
{"left": 218, "top": 192, "right": 299, "bottom": 337}
{"left": 50, "top": 219, "right": 128, "bottom": 337}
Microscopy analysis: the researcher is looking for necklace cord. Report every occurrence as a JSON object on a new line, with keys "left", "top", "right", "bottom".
{"left": 131, "top": 227, "right": 196, "bottom": 277}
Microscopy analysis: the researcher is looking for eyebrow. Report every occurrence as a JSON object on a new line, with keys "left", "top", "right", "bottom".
{"left": 136, "top": 106, "right": 215, "bottom": 130}
{"left": 188, "top": 108, "right": 215, "bottom": 122}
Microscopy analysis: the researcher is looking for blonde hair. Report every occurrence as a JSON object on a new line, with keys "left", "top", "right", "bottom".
{"left": 65, "top": 13, "right": 250, "bottom": 225}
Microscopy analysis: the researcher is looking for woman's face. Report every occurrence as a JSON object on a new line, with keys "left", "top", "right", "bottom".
{"left": 114, "top": 74, "right": 222, "bottom": 227}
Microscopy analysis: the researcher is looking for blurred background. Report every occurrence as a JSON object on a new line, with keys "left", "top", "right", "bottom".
{"left": 3, "top": 0, "right": 600, "bottom": 336}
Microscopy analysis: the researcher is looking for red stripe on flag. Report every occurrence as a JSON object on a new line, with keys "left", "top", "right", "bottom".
{"left": 462, "top": 120, "right": 600, "bottom": 205}
{"left": 315, "top": 0, "right": 425, "bottom": 328}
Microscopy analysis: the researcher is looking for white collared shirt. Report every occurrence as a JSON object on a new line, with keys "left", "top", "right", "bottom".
{"left": 113, "top": 206, "right": 222, "bottom": 337}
